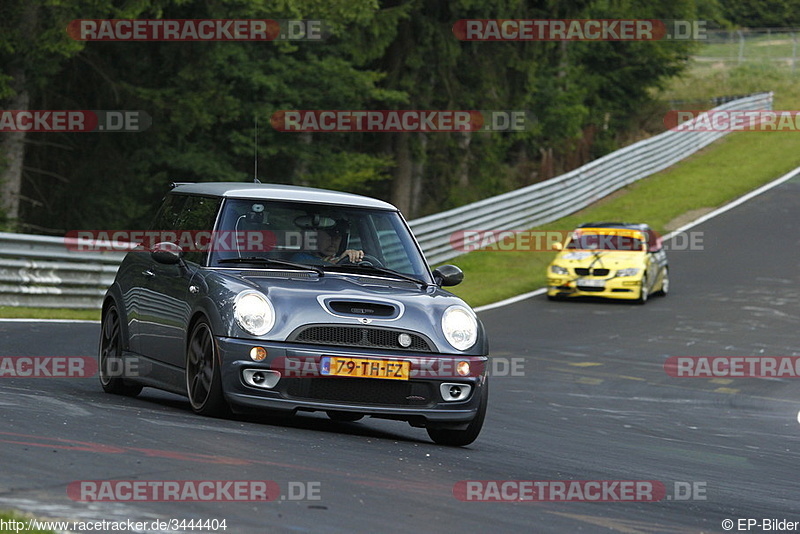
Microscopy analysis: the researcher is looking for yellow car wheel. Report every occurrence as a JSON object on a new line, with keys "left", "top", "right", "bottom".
{"left": 636, "top": 275, "right": 649, "bottom": 304}
{"left": 656, "top": 267, "right": 669, "bottom": 296}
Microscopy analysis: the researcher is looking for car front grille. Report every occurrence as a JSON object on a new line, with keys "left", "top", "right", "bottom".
{"left": 288, "top": 325, "right": 433, "bottom": 352}
{"left": 576, "top": 285, "right": 605, "bottom": 292}
{"left": 574, "top": 268, "right": 610, "bottom": 276}
{"left": 283, "top": 377, "right": 434, "bottom": 407}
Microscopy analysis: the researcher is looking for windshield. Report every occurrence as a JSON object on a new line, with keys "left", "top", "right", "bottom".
{"left": 567, "top": 232, "right": 645, "bottom": 251}
{"left": 209, "top": 199, "right": 431, "bottom": 281}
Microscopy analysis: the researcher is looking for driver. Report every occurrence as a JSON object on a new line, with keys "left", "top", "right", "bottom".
{"left": 293, "top": 225, "right": 364, "bottom": 264}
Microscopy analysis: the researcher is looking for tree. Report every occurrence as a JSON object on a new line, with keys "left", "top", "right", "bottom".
{"left": 0, "top": 0, "right": 168, "bottom": 229}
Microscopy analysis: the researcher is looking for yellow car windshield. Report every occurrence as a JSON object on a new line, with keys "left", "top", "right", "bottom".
{"left": 567, "top": 230, "right": 646, "bottom": 251}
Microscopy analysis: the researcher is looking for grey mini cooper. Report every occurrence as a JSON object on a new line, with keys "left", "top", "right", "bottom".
{"left": 99, "top": 182, "right": 489, "bottom": 446}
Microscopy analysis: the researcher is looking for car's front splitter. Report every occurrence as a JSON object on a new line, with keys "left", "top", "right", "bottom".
{"left": 547, "top": 278, "right": 642, "bottom": 300}
{"left": 215, "top": 336, "right": 487, "bottom": 426}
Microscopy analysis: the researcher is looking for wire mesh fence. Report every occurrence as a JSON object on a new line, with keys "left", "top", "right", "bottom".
{"left": 696, "top": 29, "right": 800, "bottom": 72}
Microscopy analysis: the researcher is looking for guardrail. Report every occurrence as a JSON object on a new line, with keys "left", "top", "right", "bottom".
{"left": 410, "top": 91, "right": 773, "bottom": 264}
{"left": 0, "top": 92, "right": 773, "bottom": 309}
{"left": 0, "top": 234, "right": 128, "bottom": 309}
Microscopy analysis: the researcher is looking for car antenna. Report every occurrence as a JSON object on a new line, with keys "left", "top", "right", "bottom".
{"left": 253, "top": 114, "right": 261, "bottom": 183}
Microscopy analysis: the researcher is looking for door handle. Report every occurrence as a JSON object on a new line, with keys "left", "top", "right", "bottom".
{"left": 142, "top": 269, "right": 155, "bottom": 277}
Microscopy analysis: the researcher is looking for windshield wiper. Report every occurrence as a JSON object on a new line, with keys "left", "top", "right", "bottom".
{"left": 217, "top": 257, "right": 324, "bottom": 276}
{"left": 324, "top": 263, "right": 430, "bottom": 287}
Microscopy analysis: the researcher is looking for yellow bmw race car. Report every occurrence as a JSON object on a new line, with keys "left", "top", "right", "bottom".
{"left": 546, "top": 222, "right": 669, "bottom": 303}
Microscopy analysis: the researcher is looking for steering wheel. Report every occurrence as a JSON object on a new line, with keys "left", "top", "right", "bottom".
{"left": 336, "top": 253, "right": 384, "bottom": 268}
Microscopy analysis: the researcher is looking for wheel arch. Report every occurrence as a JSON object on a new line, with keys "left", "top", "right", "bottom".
{"left": 185, "top": 299, "right": 226, "bottom": 369}
{"left": 101, "top": 287, "right": 131, "bottom": 352}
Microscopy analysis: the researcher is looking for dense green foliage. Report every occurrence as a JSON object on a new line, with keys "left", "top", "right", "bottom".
{"left": 719, "top": 0, "right": 800, "bottom": 27}
{"left": 1, "top": 0, "right": 710, "bottom": 233}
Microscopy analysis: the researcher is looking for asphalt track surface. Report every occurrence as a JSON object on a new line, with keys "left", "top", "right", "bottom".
{"left": 1, "top": 174, "right": 799, "bottom": 533}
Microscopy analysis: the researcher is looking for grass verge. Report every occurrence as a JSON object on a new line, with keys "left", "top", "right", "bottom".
{"left": 0, "top": 306, "right": 100, "bottom": 321}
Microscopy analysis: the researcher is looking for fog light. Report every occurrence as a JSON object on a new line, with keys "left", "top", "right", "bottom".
{"left": 457, "top": 361, "right": 470, "bottom": 376}
{"left": 250, "top": 346, "right": 267, "bottom": 361}
{"left": 439, "top": 382, "right": 472, "bottom": 402}
{"left": 242, "top": 369, "right": 281, "bottom": 389}
{"left": 398, "top": 333, "right": 412, "bottom": 348}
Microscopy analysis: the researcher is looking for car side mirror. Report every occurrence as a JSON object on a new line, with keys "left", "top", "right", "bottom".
{"left": 551, "top": 242, "right": 563, "bottom": 251}
{"left": 433, "top": 264, "right": 464, "bottom": 287}
{"left": 151, "top": 241, "right": 183, "bottom": 265}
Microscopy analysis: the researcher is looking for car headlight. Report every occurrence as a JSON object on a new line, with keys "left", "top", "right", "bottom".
{"left": 550, "top": 265, "right": 568, "bottom": 275}
{"left": 442, "top": 306, "right": 478, "bottom": 351}
{"left": 234, "top": 291, "right": 275, "bottom": 336}
{"left": 615, "top": 268, "right": 640, "bottom": 277}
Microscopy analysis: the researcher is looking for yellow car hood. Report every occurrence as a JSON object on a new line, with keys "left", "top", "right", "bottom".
{"left": 553, "top": 250, "right": 644, "bottom": 269}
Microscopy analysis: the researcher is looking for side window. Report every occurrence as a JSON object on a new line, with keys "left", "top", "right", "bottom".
{"left": 645, "top": 229, "right": 662, "bottom": 252}
{"left": 175, "top": 195, "right": 222, "bottom": 264}
{"left": 149, "top": 194, "right": 187, "bottom": 232}
{"left": 149, "top": 194, "right": 220, "bottom": 265}
{"left": 370, "top": 214, "right": 415, "bottom": 273}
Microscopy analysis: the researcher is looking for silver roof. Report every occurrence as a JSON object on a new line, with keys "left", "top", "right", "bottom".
{"left": 171, "top": 182, "right": 397, "bottom": 211}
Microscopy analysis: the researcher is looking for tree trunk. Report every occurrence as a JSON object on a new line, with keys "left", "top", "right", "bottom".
{"left": 457, "top": 132, "right": 471, "bottom": 188}
{"left": 409, "top": 132, "right": 427, "bottom": 217}
{"left": 0, "top": 76, "right": 29, "bottom": 226}
{"left": 293, "top": 132, "right": 313, "bottom": 186}
{"left": 1, "top": 1, "right": 39, "bottom": 229}
{"left": 390, "top": 131, "right": 412, "bottom": 214}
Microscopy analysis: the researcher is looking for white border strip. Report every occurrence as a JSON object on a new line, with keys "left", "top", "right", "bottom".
{"left": 474, "top": 164, "right": 800, "bottom": 313}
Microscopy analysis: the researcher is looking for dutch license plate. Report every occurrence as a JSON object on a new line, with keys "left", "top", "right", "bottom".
{"left": 320, "top": 356, "right": 410, "bottom": 380}
{"left": 578, "top": 278, "right": 605, "bottom": 288}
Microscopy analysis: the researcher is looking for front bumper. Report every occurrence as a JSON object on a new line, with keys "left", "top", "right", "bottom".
{"left": 216, "top": 336, "right": 488, "bottom": 427}
{"left": 547, "top": 276, "right": 642, "bottom": 300}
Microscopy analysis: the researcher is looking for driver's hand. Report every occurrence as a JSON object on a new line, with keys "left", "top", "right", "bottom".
{"left": 340, "top": 249, "right": 364, "bottom": 263}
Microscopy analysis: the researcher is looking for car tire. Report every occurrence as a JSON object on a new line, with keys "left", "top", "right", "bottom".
{"left": 186, "top": 318, "right": 230, "bottom": 417}
{"left": 98, "top": 304, "right": 143, "bottom": 397}
{"left": 426, "top": 381, "right": 488, "bottom": 447}
{"left": 326, "top": 411, "right": 364, "bottom": 422}
{"left": 655, "top": 267, "right": 669, "bottom": 296}
{"left": 636, "top": 275, "right": 649, "bottom": 304}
